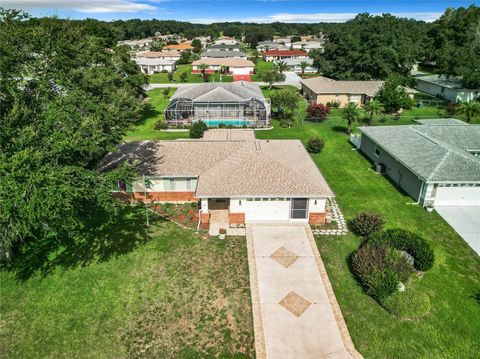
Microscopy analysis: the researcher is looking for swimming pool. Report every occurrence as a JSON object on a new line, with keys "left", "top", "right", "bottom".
{"left": 194, "top": 119, "right": 254, "bottom": 127}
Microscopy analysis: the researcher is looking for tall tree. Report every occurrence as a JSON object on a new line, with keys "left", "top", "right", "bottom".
{"left": 262, "top": 70, "right": 285, "bottom": 90}
{"left": 299, "top": 61, "right": 310, "bottom": 76}
{"left": 0, "top": 10, "right": 147, "bottom": 258}
{"left": 363, "top": 99, "right": 384, "bottom": 125}
{"left": 274, "top": 60, "right": 288, "bottom": 74}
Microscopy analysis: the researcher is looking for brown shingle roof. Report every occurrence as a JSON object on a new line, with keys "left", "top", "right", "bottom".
{"left": 301, "top": 76, "right": 384, "bottom": 96}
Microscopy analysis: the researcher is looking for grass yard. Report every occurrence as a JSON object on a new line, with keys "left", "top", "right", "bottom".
{"left": 255, "top": 115, "right": 480, "bottom": 358}
{"left": 149, "top": 64, "right": 233, "bottom": 84}
{"left": 0, "top": 207, "right": 254, "bottom": 358}
{"left": 125, "top": 88, "right": 189, "bottom": 141}
{"left": 251, "top": 59, "right": 274, "bottom": 81}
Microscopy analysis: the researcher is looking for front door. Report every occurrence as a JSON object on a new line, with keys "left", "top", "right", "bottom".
{"left": 290, "top": 198, "right": 308, "bottom": 219}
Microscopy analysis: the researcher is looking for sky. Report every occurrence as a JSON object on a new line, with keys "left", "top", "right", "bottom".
{"left": 2, "top": 0, "right": 479, "bottom": 23}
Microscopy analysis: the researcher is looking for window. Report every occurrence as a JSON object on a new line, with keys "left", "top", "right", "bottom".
{"left": 291, "top": 198, "right": 308, "bottom": 219}
{"left": 374, "top": 145, "right": 381, "bottom": 157}
{"left": 169, "top": 178, "right": 176, "bottom": 190}
{"left": 186, "top": 178, "right": 191, "bottom": 190}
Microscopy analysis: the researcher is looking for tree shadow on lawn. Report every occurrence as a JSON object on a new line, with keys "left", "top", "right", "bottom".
{"left": 5, "top": 205, "right": 165, "bottom": 281}
{"left": 132, "top": 102, "right": 160, "bottom": 127}
{"left": 331, "top": 125, "right": 348, "bottom": 133}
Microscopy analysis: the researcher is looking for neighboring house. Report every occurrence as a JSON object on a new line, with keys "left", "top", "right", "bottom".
{"left": 191, "top": 58, "right": 255, "bottom": 75}
{"left": 98, "top": 130, "right": 334, "bottom": 227}
{"left": 133, "top": 58, "right": 176, "bottom": 74}
{"left": 164, "top": 82, "right": 270, "bottom": 127}
{"left": 214, "top": 37, "right": 238, "bottom": 45}
{"left": 356, "top": 119, "right": 480, "bottom": 207}
{"left": 205, "top": 43, "right": 240, "bottom": 52}
{"left": 263, "top": 50, "right": 309, "bottom": 62}
{"left": 292, "top": 41, "right": 323, "bottom": 52}
{"left": 135, "top": 51, "right": 181, "bottom": 61}
{"left": 416, "top": 74, "right": 480, "bottom": 103}
{"left": 118, "top": 38, "right": 152, "bottom": 49}
{"left": 273, "top": 37, "right": 292, "bottom": 47}
{"left": 256, "top": 41, "right": 287, "bottom": 52}
{"left": 164, "top": 42, "right": 194, "bottom": 52}
{"left": 279, "top": 58, "right": 316, "bottom": 74}
{"left": 200, "top": 50, "right": 248, "bottom": 59}
{"left": 301, "top": 76, "right": 384, "bottom": 107}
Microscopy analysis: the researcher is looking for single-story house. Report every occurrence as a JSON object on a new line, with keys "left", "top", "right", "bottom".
{"left": 214, "top": 37, "right": 238, "bottom": 45}
{"left": 205, "top": 43, "right": 240, "bottom": 52}
{"left": 98, "top": 130, "right": 334, "bottom": 227}
{"left": 164, "top": 82, "right": 270, "bottom": 127}
{"left": 191, "top": 58, "right": 255, "bottom": 75}
{"left": 134, "top": 58, "right": 176, "bottom": 74}
{"left": 279, "top": 58, "right": 316, "bottom": 74}
{"left": 200, "top": 50, "right": 248, "bottom": 59}
{"left": 118, "top": 38, "right": 152, "bottom": 49}
{"left": 416, "top": 74, "right": 480, "bottom": 103}
{"left": 301, "top": 76, "right": 384, "bottom": 107}
{"left": 273, "top": 37, "right": 292, "bottom": 47}
{"left": 256, "top": 41, "right": 288, "bottom": 52}
{"left": 292, "top": 41, "right": 323, "bottom": 52}
{"left": 356, "top": 119, "right": 480, "bottom": 207}
{"left": 135, "top": 51, "right": 181, "bottom": 61}
{"left": 263, "top": 50, "right": 309, "bottom": 62}
{"left": 164, "top": 42, "right": 194, "bottom": 52}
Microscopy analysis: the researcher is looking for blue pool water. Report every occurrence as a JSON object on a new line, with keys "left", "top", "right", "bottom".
{"left": 195, "top": 119, "right": 254, "bottom": 127}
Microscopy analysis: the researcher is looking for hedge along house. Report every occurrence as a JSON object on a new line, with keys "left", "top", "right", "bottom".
{"left": 164, "top": 82, "right": 270, "bottom": 127}
{"left": 356, "top": 119, "right": 480, "bottom": 207}
{"left": 98, "top": 130, "right": 334, "bottom": 232}
{"left": 301, "top": 76, "right": 384, "bottom": 107}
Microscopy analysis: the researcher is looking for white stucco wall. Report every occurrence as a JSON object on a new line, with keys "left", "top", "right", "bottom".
{"left": 308, "top": 198, "right": 326, "bottom": 212}
{"left": 229, "top": 198, "right": 246, "bottom": 213}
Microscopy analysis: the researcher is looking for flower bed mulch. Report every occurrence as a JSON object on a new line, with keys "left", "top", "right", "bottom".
{"left": 150, "top": 203, "right": 199, "bottom": 229}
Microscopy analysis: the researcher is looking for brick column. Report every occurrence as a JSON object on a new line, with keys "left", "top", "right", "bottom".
{"left": 228, "top": 212, "right": 245, "bottom": 224}
{"left": 309, "top": 212, "right": 326, "bottom": 225}
{"left": 200, "top": 212, "right": 210, "bottom": 230}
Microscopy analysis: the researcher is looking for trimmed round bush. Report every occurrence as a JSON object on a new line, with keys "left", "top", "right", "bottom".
{"left": 349, "top": 212, "right": 385, "bottom": 237}
{"left": 367, "top": 229, "right": 435, "bottom": 271}
{"left": 351, "top": 244, "right": 414, "bottom": 300}
{"left": 381, "top": 290, "right": 431, "bottom": 319}
{"left": 189, "top": 120, "right": 208, "bottom": 138}
{"left": 306, "top": 136, "right": 325, "bottom": 154}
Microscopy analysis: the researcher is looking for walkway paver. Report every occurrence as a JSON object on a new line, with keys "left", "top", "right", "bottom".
{"left": 246, "top": 224, "right": 362, "bottom": 359}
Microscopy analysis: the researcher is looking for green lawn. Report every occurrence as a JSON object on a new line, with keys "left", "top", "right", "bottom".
{"left": 149, "top": 64, "right": 233, "bottom": 84}
{"left": 251, "top": 59, "right": 274, "bottom": 81}
{"left": 125, "top": 88, "right": 189, "bottom": 141}
{"left": 0, "top": 208, "right": 254, "bottom": 358}
{"left": 255, "top": 115, "right": 480, "bottom": 358}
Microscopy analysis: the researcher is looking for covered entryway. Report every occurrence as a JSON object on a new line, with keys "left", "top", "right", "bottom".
{"left": 208, "top": 198, "right": 229, "bottom": 235}
{"left": 434, "top": 186, "right": 480, "bottom": 206}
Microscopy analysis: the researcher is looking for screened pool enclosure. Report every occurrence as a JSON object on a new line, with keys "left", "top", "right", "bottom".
{"left": 164, "top": 98, "right": 270, "bottom": 127}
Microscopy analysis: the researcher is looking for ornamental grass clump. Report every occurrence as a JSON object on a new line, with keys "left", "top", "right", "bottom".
{"left": 349, "top": 212, "right": 385, "bottom": 237}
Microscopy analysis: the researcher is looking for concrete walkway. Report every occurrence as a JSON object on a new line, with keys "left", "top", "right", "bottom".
{"left": 246, "top": 224, "right": 362, "bottom": 359}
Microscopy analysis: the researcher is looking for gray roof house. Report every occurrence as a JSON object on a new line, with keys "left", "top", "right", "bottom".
{"left": 356, "top": 119, "right": 480, "bottom": 207}
{"left": 99, "top": 129, "right": 334, "bottom": 231}
{"left": 200, "top": 50, "right": 247, "bottom": 59}
{"left": 416, "top": 74, "right": 480, "bottom": 103}
{"left": 205, "top": 43, "right": 240, "bottom": 51}
{"left": 164, "top": 82, "right": 270, "bottom": 127}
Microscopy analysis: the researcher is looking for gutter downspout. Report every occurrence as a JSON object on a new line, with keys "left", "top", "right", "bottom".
{"left": 196, "top": 209, "right": 202, "bottom": 232}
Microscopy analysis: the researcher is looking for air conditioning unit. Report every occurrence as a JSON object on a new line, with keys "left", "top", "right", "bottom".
{"left": 374, "top": 163, "right": 385, "bottom": 174}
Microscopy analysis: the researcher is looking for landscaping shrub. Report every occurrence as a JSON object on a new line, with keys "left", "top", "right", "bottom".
{"left": 189, "top": 120, "right": 208, "bottom": 138}
{"left": 367, "top": 229, "right": 434, "bottom": 271}
{"left": 351, "top": 244, "right": 414, "bottom": 300}
{"left": 306, "top": 103, "right": 330, "bottom": 122}
{"left": 381, "top": 289, "right": 431, "bottom": 319}
{"left": 305, "top": 136, "right": 325, "bottom": 154}
{"left": 154, "top": 120, "right": 168, "bottom": 130}
{"left": 349, "top": 212, "right": 385, "bottom": 237}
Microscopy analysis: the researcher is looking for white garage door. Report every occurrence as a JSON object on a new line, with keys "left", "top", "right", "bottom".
{"left": 231, "top": 67, "right": 250, "bottom": 75}
{"left": 434, "top": 186, "right": 480, "bottom": 206}
{"left": 245, "top": 200, "right": 290, "bottom": 222}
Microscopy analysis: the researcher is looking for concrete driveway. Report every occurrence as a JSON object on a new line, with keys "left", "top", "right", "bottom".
{"left": 246, "top": 224, "right": 361, "bottom": 359}
{"left": 435, "top": 206, "right": 480, "bottom": 255}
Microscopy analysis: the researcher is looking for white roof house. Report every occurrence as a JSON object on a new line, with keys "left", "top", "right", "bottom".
{"left": 99, "top": 130, "right": 334, "bottom": 230}
{"left": 133, "top": 58, "right": 176, "bottom": 74}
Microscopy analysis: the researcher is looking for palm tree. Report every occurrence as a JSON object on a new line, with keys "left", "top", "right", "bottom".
{"left": 342, "top": 102, "right": 359, "bottom": 134}
{"left": 274, "top": 60, "right": 288, "bottom": 74}
{"left": 363, "top": 99, "right": 383, "bottom": 125}
{"left": 198, "top": 63, "right": 209, "bottom": 81}
{"left": 457, "top": 101, "right": 480, "bottom": 123}
{"left": 299, "top": 61, "right": 309, "bottom": 76}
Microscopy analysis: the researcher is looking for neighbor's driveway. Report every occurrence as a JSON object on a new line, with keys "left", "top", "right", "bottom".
{"left": 246, "top": 224, "right": 361, "bottom": 359}
{"left": 435, "top": 206, "right": 480, "bottom": 255}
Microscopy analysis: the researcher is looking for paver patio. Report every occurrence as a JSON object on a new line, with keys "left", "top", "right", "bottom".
{"left": 246, "top": 224, "right": 362, "bottom": 359}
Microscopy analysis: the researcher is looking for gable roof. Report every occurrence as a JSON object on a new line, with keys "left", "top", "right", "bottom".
{"left": 416, "top": 74, "right": 473, "bottom": 90}
{"left": 170, "top": 82, "right": 265, "bottom": 102}
{"left": 192, "top": 58, "right": 255, "bottom": 67}
{"left": 200, "top": 50, "right": 247, "bottom": 58}
{"left": 207, "top": 43, "right": 240, "bottom": 50}
{"left": 301, "top": 76, "right": 384, "bottom": 96}
{"left": 136, "top": 51, "right": 181, "bottom": 58}
{"left": 134, "top": 58, "right": 176, "bottom": 66}
{"left": 98, "top": 134, "right": 334, "bottom": 198}
{"left": 359, "top": 123, "right": 480, "bottom": 182}
{"left": 164, "top": 43, "right": 194, "bottom": 50}
{"left": 263, "top": 50, "right": 308, "bottom": 56}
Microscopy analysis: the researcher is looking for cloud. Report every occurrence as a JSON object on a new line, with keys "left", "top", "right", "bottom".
{"left": 2, "top": 0, "right": 158, "bottom": 13}
{"left": 191, "top": 12, "right": 443, "bottom": 24}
